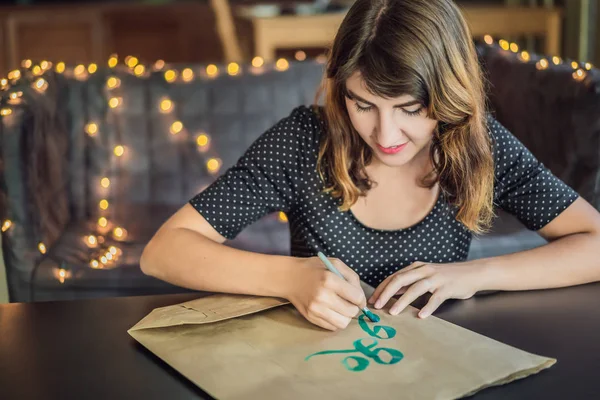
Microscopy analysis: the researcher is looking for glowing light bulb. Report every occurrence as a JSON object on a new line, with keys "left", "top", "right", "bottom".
{"left": 99, "top": 199, "right": 109, "bottom": 210}
{"left": 252, "top": 57, "right": 264, "bottom": 68}
{"left": 126, "top": 56, "right": 139, "bottom": 68}
{"left": 182, "top": 68, "right": 194, "bottom": 82}
{"left": 1, "top": 108, "right": 13, "bottom": 116}
{"left": 295, "top": 51, "right": 306, "bottom": 61}
{"left": 38, "top": 242, "right": 47, "bottom": 254}
{"left": 170, "top": 121, "right": 183, "bottom": 135}
{"left": 22, "top": 59, "right": 32, "bottom": 68}
{"left": 101, "top": 177, "right": 110, "bottom": 188}
{"left": 134, "top": 64, "right": 145, "bottom": 76}
{"left": 499, "top": 40, "right": 509, "bottom": 51}
{"left": 107, "top": 76, "right": 121, "bottom": 89}
{"left": 108, "top": 54, "right": 119, "bottom": 68}
{"left": 227, "top": 63, "right": 240, "bottom": 76}
{"left": 98, "top": 217, "right": 108, "bottom": 228}
{"left": 484, "top": 35, "right": 493, "bottom": 45}
{"left": 88, "top": 63, "right": 98, "bottom": 74}
{"left": 109, "top": 97, "right": 122, "bottom": 109}
{"left": 196, "top": 133, "right": 210, "bottom": 147}
{"left": 86, "top": 123, "right": 98, "bottom": 136}
{"left": 275, "top": 58, "right": 289, "bottom": 71}
{"left": 114, "top": 145, "right": 125, "bottom": 157}
{"left": 154, "top": 60, "right": 165, "bottom": 70}
{"left": 520, "top": 51, "right": 530, "bottom": 62}
{"left": 278, "top": 212, "right": 288, "bottom": 222}
{"left": 90, "top": 259, "right": 100, "bottom": 269}
{"left": 552, "top": 56, "right": 561, "bottom": 65}
{"left": 510, "top": 43, "right": 519, "bottom": 53}
{"left": 2, "top": 220, "right": 12, "bottom": 232}
{"left": 56, "top": 62, "right": 66, "bottom": 73}
{"left": 159, "top": 98, "right": 173, "bottom": 113}
{"left": 164, "top": 70, "right": 177, "bottom": 83}
{"left": 206, "top": 64, "right": 218, "bottom": 77}
{"left": 207, "top": 158, "right": 221, "bottom": 173}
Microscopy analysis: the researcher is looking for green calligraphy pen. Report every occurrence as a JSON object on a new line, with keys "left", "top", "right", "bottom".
{"left": 317, "top": 251, "right": 380, "bottom": 323}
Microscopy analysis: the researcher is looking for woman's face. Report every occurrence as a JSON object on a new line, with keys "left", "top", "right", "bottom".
{"left": 344, "top": 71, "right": 438, "bottom": 170}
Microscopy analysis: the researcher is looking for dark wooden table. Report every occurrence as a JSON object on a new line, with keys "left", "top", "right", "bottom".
{"left": 1, "top": 283, "right": 599, "bottom": 399}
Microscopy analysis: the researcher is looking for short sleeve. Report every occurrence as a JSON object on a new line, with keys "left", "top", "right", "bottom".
{"left": 189, "top": 105, "right": 321, "bottom": 240}
{"left": 489, "top": 116, "right": 579, "bottom": 231}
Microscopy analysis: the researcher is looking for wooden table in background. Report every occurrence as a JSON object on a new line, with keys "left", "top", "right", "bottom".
{"left": 238, "top": 6, "right": 563, "bottom": 62}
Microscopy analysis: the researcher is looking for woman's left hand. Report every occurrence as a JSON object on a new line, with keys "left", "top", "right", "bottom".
{"left": 368, "top": 261, "right": 485, "bottom": 318}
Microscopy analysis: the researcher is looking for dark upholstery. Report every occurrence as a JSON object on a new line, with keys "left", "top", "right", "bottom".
{"left": 1, "top": 43, "right": 599, "bottom": 302}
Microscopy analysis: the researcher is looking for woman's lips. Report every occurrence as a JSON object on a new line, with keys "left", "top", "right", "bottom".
{"left": 376, "top": 142, "right": 408, "bottom": 154}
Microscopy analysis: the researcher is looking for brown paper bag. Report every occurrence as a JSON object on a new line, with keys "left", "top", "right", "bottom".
{"left": 128, "top": 293, "right": 555, "bottom": 399}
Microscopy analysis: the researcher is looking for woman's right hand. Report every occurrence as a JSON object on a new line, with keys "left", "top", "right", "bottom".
{"left": 285, "top": 256, "right": 367, "bottom": 331}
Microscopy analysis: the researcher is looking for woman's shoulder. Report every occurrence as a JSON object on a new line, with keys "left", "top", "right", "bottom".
{"left": 263, "top": 104, "right": 325, "bottom": 150}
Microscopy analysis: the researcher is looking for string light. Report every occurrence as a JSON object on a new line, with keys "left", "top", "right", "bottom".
{"left": 90, "top": 260, "right": 100, "bottom": 269}
{"left": 86, "top": 123, "right": 98, "bottom": 137}
{"left": 510, "top": 43, "right": 519, "bottom": 53}
{"left": 108, "top": 55, "right": 118, "bottom": 68}
{"left": 32, "top": 65, "right": 42, "bottom": 76}
{"left": 38, "top": 242, "right": 47, "bottom": 254}
{"left": 101, "top": 177, "right": 110, "bottom": 188}
{"left": 56, "top": 268, "right": 69, "bottom": 283}
{"left": 499, "top": 40, "right": 509, "bottom": 51}
{"left": 1, "top": 78, "right": 8, "bottom": 87}
{"left": 206, "top": 64, "right": 219, "bottom": 77}
{"left": 2, "top": 220, "right": 12, "bottom": 232}
{"left": 154, "top": 60, "right": 165, "bottom": 70}
{"left": 40, "top": 61, "right": 51, "bottom": 70}
{"left": 276, "top": 58, "right": 289, "bottom": 71}
{"left": 107, "top": 76, "right": 121, "bottom": 89}
{"left": 113, "top": 226, "right": 127, "bottom": 240}
{"left": 88, "top": 63, "right": 98, "bottom": 74}
{"left": 252, "top": 57, "right": 264, "bottom": 68}
{"left": 536, "top": 59, "right": 549, "bottom": 70}
{"left": 114, "top": 145, "right": 125, "bottom": 157}
{"left": 182, "top": 68, "right": 194, "bottom": 82}
{"left": 164, "top": 70, "right": 178, "bottom": 83}
{"left": 170, "top": 121, "right": 183, "bottom": 135}
{"left": 74, "top": 64, "right": 86, "bottom": 76}
{"left": 227, "top": 63, "right": 240, "bottom": 76}
{"left": 134, "top": 64, "right": 145, "bottom": 76}
{"left": 196, "top": 133, "right": 210, "bottom": 149}
{"left": 98, "top": 217, "right": 108, "bottom": 228}
{"left": 22, "top": 59, "right": 32, "bottom": 68}
{"left": 8, "top": 70, "right": 21, "bottom": 80}
{"left": 159, "top": 98, "right": 173, "bottom": 113}
{"left": 86, "top": 235, "right": 98, "bottom": 247}
{"left": 125, "top": 56, "right": 139, "bottom": 69}
{"left": 56, "top": 62, "right": 66, "bottom": 73}
{"left": 519, "top": 51, "right": 530, "bottom": 62}
{"left": 100, "top": 256, "right": 108, "bottom": 264}
{"left": 0, "top": 108, "right": 12, "bottom": 116}
{"left": 484, "top": 35, "right": 493, "bottom": 45}
{"left": 552, "top": 56, "right": 561, "bottom": 65}
{"left": 585, "top": 63, "right": 593, "bottom": 70}
{"left": 278, "top": 212, "right": 288, "bottom": 222}
{"left": 207, "top": 158, "right": 222, "bottom": 174}
{"left": 573, "top": 69, "right": 586, "bottom": 82}
{"left": 99, "top": 199, "right": 109, "bottom": 210}
{"left": 33, "top": 78, "right": 48, "bottom": 93}
{"left": 106, "top": 252, "right": 113, "bottom": 261}
{"left": 109, "top": 97, "right": 122, "bottom": 109}
{"left": 295, "top": 51, "right": 307, "bottom": 61}
{"left": 571, "top": 61, "right": 579, "bottom": 69}
{"left": 109, "top": 246, "right": 117, "bottom": 255}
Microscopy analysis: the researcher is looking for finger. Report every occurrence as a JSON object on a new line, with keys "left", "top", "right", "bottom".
{"left": 374, "top": 268, "right": 431, "bottom": 309}
{"left": 329, "top": 292, "right": 361, "bottom": 319}
{"left": 389, "top": 278, "right": 434, "bottom": 315}
{"left": 368, "top": 274, "right": 394, "bottom": 305}
{"left": 418, "top": 290, "right": 448, "bottom": 319}
{"left": 318, "top": 307, "right": 353, "bottom": 330}
{"left": 310, "top": 315, "right": 339, "bottom": 331}
{"left": 330, "top": 258, "right": 361, "bottom": 287}
{"left": 331, "top": 275, "right": 367, "bottom": 309}
{"left": 368, "top": 262, "right": 426, "bottom": 304}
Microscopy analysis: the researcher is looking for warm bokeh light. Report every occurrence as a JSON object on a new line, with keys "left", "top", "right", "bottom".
{"left": 278, "top": 212, "right": 288, "bottom": 222}
{"left": 38, "top": 242, "right": 47, "bottom": 254}
{"left": 252, "top": 57, "right": 264, "bottom": 68}
{"left": 207, "top": 158, "right": 221, "bottom": 173}
{"left": 206, "top": 64, "right": 218, "bottom": 77}
{"left": 114, "top": 145, "right": 125, "bottom": 157}
{"left": 228, "top": 63, "right": 240, "bottom": 76}
{"left": 88, "top": 64, "right": 98, "bottom": 74}
{"left": 276, "top": 58, "right": 289, "bottom": 71}
{"left": 160, "top": 98, "right": 173, "bottom": 113}
{"left": 56, "top": 62, "right": 66, "bottom": 73}
{"left": 109, "top": 97, "right": 122, "bottom": 109}
{"left": 107, "top": 77, "right": 121, "bottom": 89}
{"left": 164, "top": 70, "right": 178, "bottom": 83}
{"left": 2, "top": 220, "right": 12, "bottom": 232}
{"left": 182, "top": 68, "right": 194, "bottom": 82}
{"left": 101, "top": 177, "right": 110, "bottom": 188}
{"left": 86, "top": 123, "right": 98, "bottom": 136}
{"left": 99, "top": 199, "right": 109, "bottom": 210}
{"left": 98, "top": 217, "right": 108, "bottom": 228}
{"left": 170, "top": 121, "right": 183, "bottom": 135}
{"left": 484, "top": 35, "right": 493, "bottom": 45}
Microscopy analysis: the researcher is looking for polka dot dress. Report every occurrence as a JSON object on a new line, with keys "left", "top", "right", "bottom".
{"left": 190, "top": 106, "right": 578, "bottom": 287}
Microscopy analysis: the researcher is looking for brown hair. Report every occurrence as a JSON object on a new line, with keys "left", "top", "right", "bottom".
{"left": 315, "top": 0, "right": 494, "bottom": 234}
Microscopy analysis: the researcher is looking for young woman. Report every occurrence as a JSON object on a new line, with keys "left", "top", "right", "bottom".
{"left": 141, "top": 0, "right": 600, "bottom": 331}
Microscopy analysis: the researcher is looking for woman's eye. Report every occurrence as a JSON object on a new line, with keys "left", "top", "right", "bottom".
{"left": 354, "top": 103, "right": 372, "bottom": 113}
{"left": 401, "top": 107, "right": 423, "bottom": 117}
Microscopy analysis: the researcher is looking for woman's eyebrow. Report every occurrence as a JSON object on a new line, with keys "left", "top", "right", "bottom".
{"left": 345, "top": 88, "right": 421, "bottom": 108}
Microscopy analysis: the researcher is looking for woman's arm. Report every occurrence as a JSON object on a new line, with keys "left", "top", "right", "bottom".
{"left": 478, "top": 197, "right": 600, "bottom": 291}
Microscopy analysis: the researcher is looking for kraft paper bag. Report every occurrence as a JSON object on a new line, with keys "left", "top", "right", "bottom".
{"left": 128, "top": 292, "right": 555, "bottom": 400}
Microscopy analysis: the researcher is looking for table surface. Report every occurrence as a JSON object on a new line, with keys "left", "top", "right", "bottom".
{"left": 1, "top": 283, "right": 599, "bottom": 400}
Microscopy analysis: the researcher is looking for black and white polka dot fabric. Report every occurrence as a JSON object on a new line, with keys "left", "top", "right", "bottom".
{"left": 190, "top": 105, "right": 578, "bottom": 287}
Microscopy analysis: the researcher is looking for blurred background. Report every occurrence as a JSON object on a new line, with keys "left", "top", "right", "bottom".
{"left": 1, "top": 0, "right": 599, "bottom": 304}
{"left": 0, "top": 0, "right": 597, "bottom": 76}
